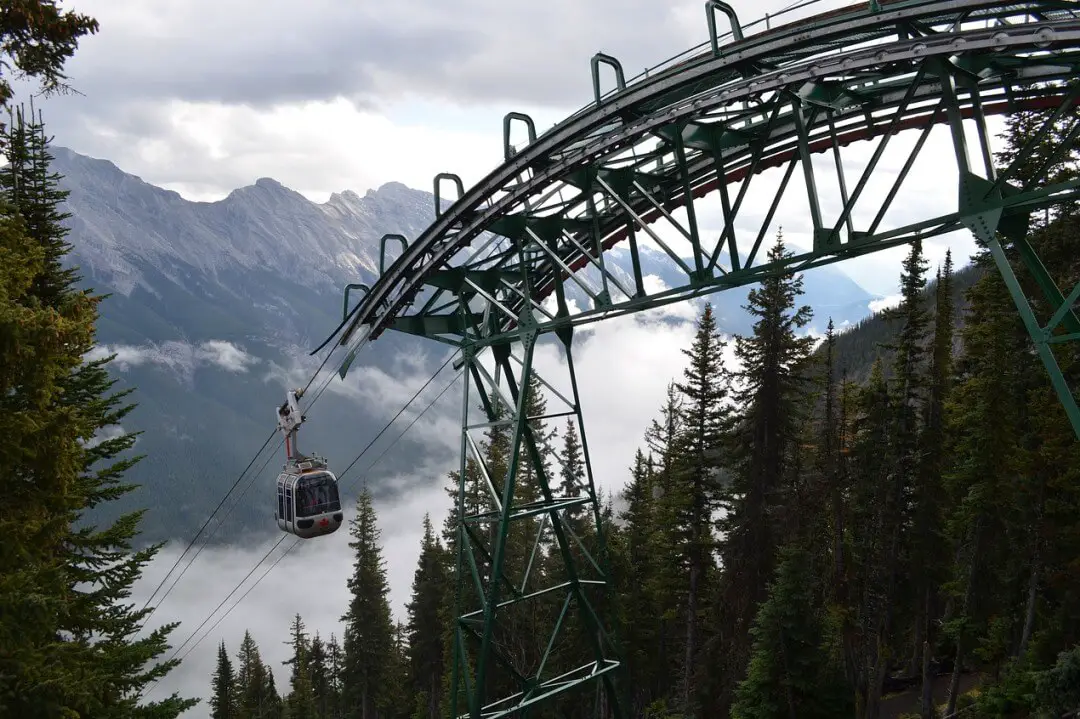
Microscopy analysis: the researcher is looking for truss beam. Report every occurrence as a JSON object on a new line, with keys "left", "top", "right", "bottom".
{"left": 322, "top": 2, "right": 1080, "bottom": 717}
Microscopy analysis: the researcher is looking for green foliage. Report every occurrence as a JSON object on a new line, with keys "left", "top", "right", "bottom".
{"left": 0, "top": 107, "right": 195, "bottom": 717}
{"left": 405, "top": 514, "right": 448, "bottom": 719}
{"left": 211, "top": 641, "right": 238, "bottom": 719}
{"left": 203, "top": 107, "right": 1080, "bottom": 719}
{"left": 341, "top": 487, "right": 400, "bottom": 719}
{"left": 731, "top": 546, "right": 851, "bottom": 719}
{"left": 0, "top": 0, "right": 100, "bottom": 110}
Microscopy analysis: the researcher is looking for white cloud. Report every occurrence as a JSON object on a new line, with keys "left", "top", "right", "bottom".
{"left": 82, "top": 423, "right": 129, "bottom": 449}
{"left": 868, "top": 294, "right": 904, "bottom": 314}
{"left": 138, "top": 297, "right": 707, "bottom": 716}
{"left": 196, "top": 341, "right": 261, "bottom": 373}
{"left": 87, "top": 340, "right": 260, "bottom": 380}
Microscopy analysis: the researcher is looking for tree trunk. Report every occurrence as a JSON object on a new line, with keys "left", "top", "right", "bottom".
{"left": 945, "top": 520, "right": 982, "bottom": 718}
{"left": 1016, "top": 488, "right": 1044, "bottom": 662}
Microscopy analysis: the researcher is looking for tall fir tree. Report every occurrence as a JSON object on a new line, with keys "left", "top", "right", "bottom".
{"left": 211, "top": 641, "right": 238, "bottom": 719}
{"left": 709, "top": 231, "right": 816, "bottom": 716}
{"left": 309, "top": 633, "right": 333, "bottom": 719}
{"left": 616, "top": 449, "right": 661, "bottom": 715}
{"left": 877, "top": 237, "right": 932, "bottom": 698}
{"left": 235, "top": 630, "right": 281, "bottom": 719}
{"left": 730, "top": 546, "right": 851, "bottom": 719}
{"left": 405, "top": 514, "right": 448, "bottom": 719}
{"left": 284, "top": 614, "right": 318, "bottom": 718}
{"left": 672, "top": 302, "right": 730, "bottom": 712}
{"left": 0, "top": 107, "right": 195, "bottom": 718}
{"left": 341, "top": 487, "right": 399, "bottom": 719}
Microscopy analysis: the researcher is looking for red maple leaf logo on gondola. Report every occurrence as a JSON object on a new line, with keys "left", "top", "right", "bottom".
{"left": 319, "top": 517, "right": 330, "bottom": 528}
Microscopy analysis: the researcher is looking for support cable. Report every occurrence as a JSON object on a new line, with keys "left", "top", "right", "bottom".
{"left": 133, "top": 333, "right": 364, "bottom": 637}
{"left": 139, "top": 352, "right": 461, "bottom": 697}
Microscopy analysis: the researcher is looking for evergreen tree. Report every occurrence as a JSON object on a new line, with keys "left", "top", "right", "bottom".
{"left": 327, "top": 634, "right": 345, "bottom": 719}
{"left": 0, "top": 0, "right": 99, "bottom": 110}
{"left": 341, "top": 488, "right": 398, "bottom": 719}
{"left": 309, "top": 633, "right": 332, "bottom": 719}
{"left": 283, "top": 614, "right": 316, "bottom": 717}
{"left": 671, "top": 302, "right": 730, "bottom": 712}
{"left": 710, "top": 231, "right": 816, "bottom": 715}
{"left": 557, "top": 417, "right": 587, "bottom": 524}
{"left": 912, "top": 251, "right": 956, "bottom": 717}
{"left": 0, "top": 107, "right": 195, "bottom": 718}
{"left": 211, "top": 641, "right": 238, "bottom": 719}
{"left": 878, "top": 238, "right": 932, "bottom": 695}
{"left": 405, "top": 514, "right": 448, "bottom": 719}
{"left": 730, "top": 546, "right": 851, "bottom": 719}
{"left": 617, "top": 449, "right": 661, "bottom": 715}
{"left": 641, "top": 384, "right": 686, "bottom": 703}
{"left": 235, "top": 630, "right": 280, "bottom": 719}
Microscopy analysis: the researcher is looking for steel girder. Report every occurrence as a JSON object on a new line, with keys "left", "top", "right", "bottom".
{"left": 319, "top": 1, "right": 1080, "bottom": 717}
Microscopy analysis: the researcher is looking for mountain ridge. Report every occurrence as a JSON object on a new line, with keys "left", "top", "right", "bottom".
{"left": 50, "top": 145, "right": 883, "bottom": 546}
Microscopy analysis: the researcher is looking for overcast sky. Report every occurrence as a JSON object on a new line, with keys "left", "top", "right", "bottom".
{"left": 18, "top": 0, "right": 1008, "bottom": 714}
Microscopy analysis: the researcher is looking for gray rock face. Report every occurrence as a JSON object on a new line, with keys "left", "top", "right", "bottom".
{"left": 52, "top": 146, "right": 879, "bottom": 546}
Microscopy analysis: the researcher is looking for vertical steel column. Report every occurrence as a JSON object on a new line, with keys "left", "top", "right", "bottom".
{"left": 446, "top": 323, "right": 624, "bottom": 718}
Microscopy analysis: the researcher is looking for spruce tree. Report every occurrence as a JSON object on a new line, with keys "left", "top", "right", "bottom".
{"left": 710, "top": 231, "right": 816, "bottom": 715}
{"left": 0, "top": 108, "right": 195, "bottom": 718}
{"left": 617, "top": 449, "right": 661, "bottom": 715}
{"left": 730, "top": 546, "right": 851, "bottom": 719}
{"left": 641, "top": 384, "right": 686, "bottom": 703}
{"left": 672, "top": 302, "right": 730, "bottom": 712}
{"left": 878, "top": 238, "right": 931, "bottom": 691}
{"left": 211, "top": 641, "right": 238, "bottom": 719}
{"left": 0, "top": 0, "right": 99, "bottom": 110}
{"left": 309, "top": 633, "right": 332, "bottom": 719}
{"left": 405, "top": 514, "right": 448, "bottom": 719}
{"left": 557, "top": 418, "right": 587, "bottom": 525}
{"left": 235, "top": 630, "right": 280, "bottom": 719}
{"left": 327, "top": 634, "right": 345, "bottom": 719}
{"left": 913, "top": 251, "right": 956, "bottom": 717}
{"left": 341, "top": 487, "right": 398, "bottom": 719}
{"left": 283, "top": 614, "right": 318, "bottom": 717}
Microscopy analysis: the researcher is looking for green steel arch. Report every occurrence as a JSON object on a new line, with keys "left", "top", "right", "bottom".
{"left": 324, "top": 0, "right": 1080, "bottom": 716}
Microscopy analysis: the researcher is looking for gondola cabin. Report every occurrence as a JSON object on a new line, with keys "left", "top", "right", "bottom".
{"left": 275, "top": 456, "right": 343, "bottom": 539}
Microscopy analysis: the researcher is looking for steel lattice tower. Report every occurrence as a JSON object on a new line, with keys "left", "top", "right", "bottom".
{"left": 322, "top": 1, "right": 1080, "bottom": 715}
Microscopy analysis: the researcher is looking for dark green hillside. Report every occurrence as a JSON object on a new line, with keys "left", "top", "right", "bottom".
{"left": 827, "top": 259, "right": 985, "bottom": 382}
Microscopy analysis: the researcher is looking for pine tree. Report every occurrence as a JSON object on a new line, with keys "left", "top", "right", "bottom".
{"left": 880, "top": 238, "right": 932, "bottom": 685}
{"left": 235, "top": 630, "right": 280, "bottom": 719}
{"left": 405, "top": 514, "right": 448, "bottom": 719}
{"left": 912, "top": 251, "right": 956, "bottom": 717}
{"left": 710, "top": 231, "right": 816, "bottom": 715}
{"left": 309, "top": 633, "right": 332, "bottom": 718}
{"left": 284, "top": 614, "right": 318, "bottom": 717}
{"left": 671, "top": 302, "right": 730, "bottom": 712}
{"left": 617, "top": 449, "right": 661, "bottom": 715}
{"left": 641, "top": 384, "right": 686, "bottom": 703}
{"left": 341, "top": 488, "right": 398, "bottom": 719}
{"left": 0, "top": 108, "right": 195, "bottom": 718}
{"left": 845, "top": 357, "right": 897, "bottom": 717}
{"left": 730, "top": 546, "right": 851, "bottom": 719}
{"left": 327, "top": 634, "right": 345, "bottom": 719}
{"left": 211, "top": 641, "right": 238, "bottom": 719}
{"left": 0, "top": 1, "right": 99, "bottom": 111}
{"left": 557, "top": 418, "right": 587, "bottom": 524}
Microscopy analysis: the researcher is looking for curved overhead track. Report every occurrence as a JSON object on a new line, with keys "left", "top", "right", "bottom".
{"left": 320, "top": 1, "right": 1080, "bottom": 717}
{"left": 330, "top": 0, "right": 1080, "bottom": 353}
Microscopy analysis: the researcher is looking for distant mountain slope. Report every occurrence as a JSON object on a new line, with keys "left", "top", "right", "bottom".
{"left": 52, "top": 146, "right": 881, "bottom": 546}
{"left": 830, "top": 262, "right": 985, "bottom": 383}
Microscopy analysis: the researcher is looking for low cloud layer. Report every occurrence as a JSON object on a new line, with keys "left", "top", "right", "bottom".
{"left": 131, "top": 273, "right": 844, "bottom": 716}
{"left": 136, "top": 291, "right": 713, "bottom": 715}
{"left": 87, "top": 339, "right": 260, "bottom": 381}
